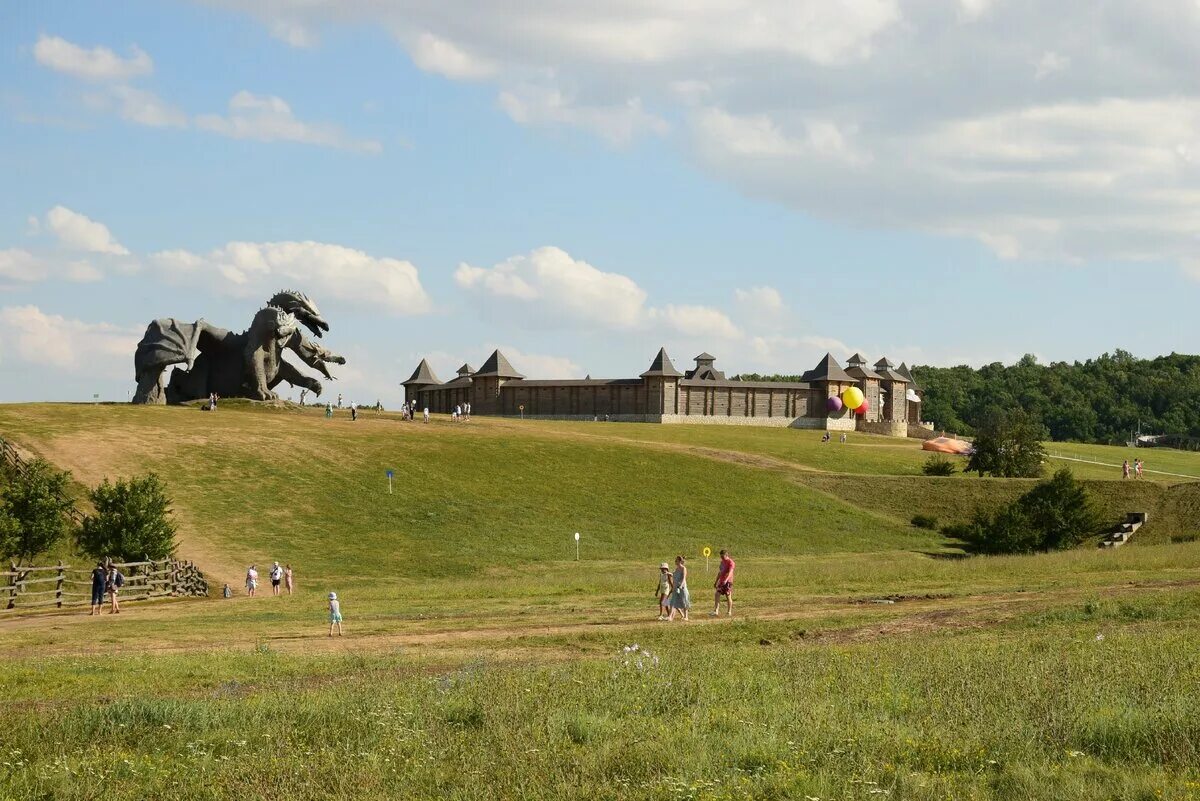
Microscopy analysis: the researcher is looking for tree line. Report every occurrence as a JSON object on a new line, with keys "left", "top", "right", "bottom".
{"left": 742, "top": 349, "right": 1200, "bottom": 444}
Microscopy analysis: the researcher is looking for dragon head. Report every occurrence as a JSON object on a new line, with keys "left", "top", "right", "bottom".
{"left": 269, "top": 290, "right": 329, "bottom": 338}
{"left": 292, "top": 335, "right": 347, "bottom": 380}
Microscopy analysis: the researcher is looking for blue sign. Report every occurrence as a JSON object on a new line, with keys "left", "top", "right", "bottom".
{"left": 386, "top": 469, "right": 394, "bottom": 479}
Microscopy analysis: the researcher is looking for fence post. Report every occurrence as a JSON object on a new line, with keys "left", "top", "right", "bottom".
{"left": 7, "top": 561, "right": 16, "bottom": 610}
{"left": 171, "top": 559, "right": 181, "bottom": 596}
{"left": 55, "top": 560, "right": 64, "bottom": 608}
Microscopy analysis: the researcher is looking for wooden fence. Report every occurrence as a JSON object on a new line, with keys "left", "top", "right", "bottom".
{"left": 1, "top": 558, "right": 209, "bottom": 614}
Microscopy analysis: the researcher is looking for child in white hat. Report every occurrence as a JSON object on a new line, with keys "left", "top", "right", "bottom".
{"left": 655, "top": 563, "right": 673, "bottom": 621}
{"left": 328, "top": 592, "right": 343, "bottom": 637}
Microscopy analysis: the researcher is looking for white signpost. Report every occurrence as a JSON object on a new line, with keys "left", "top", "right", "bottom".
{"left": 574, "top": 531, "right": 580, "bottom": 561}
{"left": 386, "top": 469, "right": 394, "bottom": 495}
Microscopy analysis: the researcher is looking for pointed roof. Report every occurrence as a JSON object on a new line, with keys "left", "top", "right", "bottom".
{"left": 641, "top": 347, "right": 684, "bottom": 378}
{"left": 873, "top": 356, "right": 907, "bottom": 382}
{"left": 874, "top": 356, "right": 896, "bottom": 369}
{"left": 694, "top": 352, "right": 716, "bottom": 362}
{"left": 847, "top": 352, "right": 868, "bottom": 366}
{"left": 846, "top": 363, "right": 883, "bottom": 381}
{"left": 803, "top": 353, "right": 854, "bottom": 383}
{"left": 402, "top": 358, "right": 442, "bottom": 387}
{"left": 456, "top": 363, "right": 474, "bottom": 376}
{"left": 473, "top": 349, "right": 524, "bottom": 379}
{"left": 897, "top": 362, "right": 921, "bottom": 390}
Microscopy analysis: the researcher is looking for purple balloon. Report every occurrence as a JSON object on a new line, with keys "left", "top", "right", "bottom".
{"left": 827, "top": 396, "right": 844, "bottom": 412}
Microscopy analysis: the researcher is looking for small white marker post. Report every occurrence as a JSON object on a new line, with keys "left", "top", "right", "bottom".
{"left": 574, "top": 531, "right": 580, "bottom": 561}
{"left": 386, "top": 469, "right": 394, "bottom": 495}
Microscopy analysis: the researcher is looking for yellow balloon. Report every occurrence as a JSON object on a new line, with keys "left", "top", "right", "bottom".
{"left": 841, "top": 386, "right": 864, "bottom": 410}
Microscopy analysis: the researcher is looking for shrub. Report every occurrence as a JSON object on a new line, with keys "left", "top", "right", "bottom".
{"left": 77, "top": 473, "right": 178, "bottom": 562}
{"left": 922, "top": 455, "right": 957, "bottom": 476}
{"left": 0, "top": 459, "right": 75, "bottom": 564}
{"left": 911, "top": 514, "right": 939, "bottom": 530}
{"left": 945, "top": 468, "right": 1101, "bottom": 555}
{"left": 966, "top": 407, "right": 1047, "bottom": 478}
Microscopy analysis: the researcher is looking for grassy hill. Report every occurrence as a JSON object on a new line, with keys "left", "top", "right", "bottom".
{"left": 4, "top": 403, "right": 1200, "bottom": 800}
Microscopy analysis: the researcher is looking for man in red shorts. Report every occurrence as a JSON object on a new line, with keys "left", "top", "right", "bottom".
{"left": 711, "top": 549, "right": 735, "bottom": 617}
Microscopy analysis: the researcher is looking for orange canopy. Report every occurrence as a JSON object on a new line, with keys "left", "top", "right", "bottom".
{"left": 922, "top": 437, "right": 973, "bottom": 455}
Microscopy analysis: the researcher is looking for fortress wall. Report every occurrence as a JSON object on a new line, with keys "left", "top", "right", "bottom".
{"left": 856, "top": 420, "right": 909, "bottom": 437}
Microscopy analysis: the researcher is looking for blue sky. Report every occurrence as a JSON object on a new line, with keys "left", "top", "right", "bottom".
{"left": 2, "top": 0, "right": 1199, "bottom": 405}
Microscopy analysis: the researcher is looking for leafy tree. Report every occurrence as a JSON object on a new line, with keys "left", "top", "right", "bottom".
{"left": 944, "top": 469, "right": 1101, "bottom": 554}
{"left": 77, "top": 473, "right": 178, "bottom": 562}
{"left": 0, "top": 459, "right": 76, "bottom": 564}
{"left": 966, "top": 407, "right": 1047, "bottom": 478}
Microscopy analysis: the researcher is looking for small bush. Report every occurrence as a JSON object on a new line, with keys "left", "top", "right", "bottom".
{"left": 77, "top": 473, "right": 177, "bottom": 561}
{"left": 911, "top": 514, "right": 939, "bottom": 530}
{"left": 0, "top": 458, "right": 75, "bottom": 564}
{"left": 922, "top": 455, "right": 957, "bottom": 476}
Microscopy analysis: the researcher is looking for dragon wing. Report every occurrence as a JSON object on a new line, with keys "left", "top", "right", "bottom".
{"left": 134, "top": 318, "right": 234, "bottom": 378}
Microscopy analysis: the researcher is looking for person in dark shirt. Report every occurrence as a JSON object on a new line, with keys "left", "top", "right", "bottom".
{"left": 90, "top": 562, "right": 107, "bottom": 616}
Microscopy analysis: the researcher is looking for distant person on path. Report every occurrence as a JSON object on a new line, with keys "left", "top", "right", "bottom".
{"left": 1135, "top": 458, "right": 1144, "bottom": 479}
{"left": 328, "top": 592, "right": 344, "bottom": 636}
{"left": 351, "top": 405, "right": 358, "bottom": 422}
{"left": 89, "top": 561, "right": 107, "bottom": 616}
{"left": 655, "top": 562, "right": 673, "bottom": 620}
{"left": 821, "top": 432, "right": 831, "bottom": 443}
{"left": 337, "top": 393, "right": 343, "bottom": 408}
{"left": 270, "top": 562, "right": 284, "bottom": 596}
{"left": 246, "top": 565, "right": 259, "bottom": 597}
{"left": 465, "top": 402, "right": 471, "bottom": 420}
{"left": 299, "top": 388, "right": 308, "bottom": 406}
{"left": 711, "top": 549, "right": 735, "bottom": 617}
{"left": 285, "top": 564, "right": 293, "bottom": 595}
{"left": 423, "top": 407, "right": 430, "bottom": 423}
{"left": 667, "top": 556, "right": 691, "bottom": 621}
{"left": 840, "top": 432, "right": 847, "bottom": 445}
{"left": 1122, "top": 459, "right": 1130, "bottom": 479}
{"left": 107, "top": 564, "right": 124, "bottom": 614}
{"left": 222, "top": 583, "right": 232, "bottom": 598}
{"left": 325, "top": 403, "right": 333, "bottom": 419}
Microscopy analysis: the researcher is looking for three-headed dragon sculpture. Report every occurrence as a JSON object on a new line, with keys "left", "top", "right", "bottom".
{"left": 132, "top": 290, "right": 346, "bottom": 404}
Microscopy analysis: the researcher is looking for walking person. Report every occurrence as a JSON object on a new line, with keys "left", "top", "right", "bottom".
{"left": 325, "top": 402, "right": 333, "bottom": 419}
{"left": 107, "top": 564, "right": 124, "bottom": 614}
{"left": 423, "top": 407, "right": 430, "bottom": 423}
{"left": 89, "top": 561, "right": 107, "bottom": 616}
{"left": 285, "top": 564, "right": 294, "bottom": 595}
{"left": 246, "top": 564, "right": 259, "bottom": 597}
{"left": 351, "top": 405, "right": 358, "bottom": 422}
{"left": 711, "top": 549, "right": 736, "bottom": 617}
{"left": 667, "top": 556, "right": 691, "bottom": 621}
{"left": 328, "top": 592, "right": 344, "bottom": 636}
{"left": 655, "top": 562, "right": 673, "bottom": 620}
{"left": 1135, "top": 458, "right": 1144, "bottom": 479}
{"left": 270, "top": 562, "right": 283, "bottom": 596}
{"left": 1122, "top": 459, "right": 1130, "bottom": 479}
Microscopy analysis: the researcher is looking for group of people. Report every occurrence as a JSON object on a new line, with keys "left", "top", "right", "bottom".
{"left": 655, "top": 549, "right": 735, "bottom": 621}
{"left": 820, "top": 431, "right": 848, "bottom": 444}
{"left": 452, "top": 403, "right": 471, "bottom": 422}
{"left": 1122, "top": 458, "right": 1145, "bottom": 479}
{"left": 89, "top": 562, "right": 126, "bottom": 615}
{"left": 400, "top": 401, "right": 430, "bottom": 422}
{"left": 239, "top": 562, "right": 293, "bottom": 597}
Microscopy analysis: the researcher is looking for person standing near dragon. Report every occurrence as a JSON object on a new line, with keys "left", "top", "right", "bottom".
{"left": 131, "top": 290, "right": 346, "bottom": 405}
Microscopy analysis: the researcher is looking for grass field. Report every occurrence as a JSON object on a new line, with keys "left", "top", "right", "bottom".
{"left": 2, "top": 403, "right": 1200, "bottom": 800}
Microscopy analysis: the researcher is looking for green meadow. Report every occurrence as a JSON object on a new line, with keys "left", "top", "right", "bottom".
{"left": 2, "top": 403, "right": 1200, "bottom": 800}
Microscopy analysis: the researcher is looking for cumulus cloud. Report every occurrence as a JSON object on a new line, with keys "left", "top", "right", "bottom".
{"left": 150, "top": 240, "right": 431, "bottom": 315}
{"left": 33, "top": 34, "right": 153, "bottom": 82}
{"left": 734, "top": 286, "right": 785, "bottom": 318}
{"left": 87, "top": 85, "right": 188, "bottom": 128}
{"left": 0, "top": 249, "right": 48, "bottom": 283}
{"left": 486, "top": 345, "right": 581, "bottom": 378}
{"left": 44, "top": 206, "right": 129, "bottom": 255}
{"left": 0, "top": 306, "right": 138, "bottom": 374}
{"left": 201, "top": 0, "right": 1200, "bottom": 273}
{"left": 650, "top": 305, "right": 741, "bottom": 340}
{"left": 195, "top": 91, "right": 382, "bottom": 153}
{"left": 410, "top": 32, "right": 496, "bottom": 80}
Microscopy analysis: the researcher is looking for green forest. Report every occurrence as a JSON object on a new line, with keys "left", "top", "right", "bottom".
{"left": 738, "top": 350, "right": 1200, "bottom": 445}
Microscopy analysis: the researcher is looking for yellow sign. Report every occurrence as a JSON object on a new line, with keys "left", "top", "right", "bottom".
{"left": 702, "top": 546, "right": 711, "bottom": 558}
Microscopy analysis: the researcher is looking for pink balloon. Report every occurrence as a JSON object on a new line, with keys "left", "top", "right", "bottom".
{"left": 855, "top": 400, "right": 870, "bottom": 416}
{"left": 827, "top": 396, "right": 843, "bottom": 412}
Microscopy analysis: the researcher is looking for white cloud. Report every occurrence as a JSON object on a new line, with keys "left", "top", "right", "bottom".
{"left": 651, "top": 304, "right": 741, "bottom": 340}
{"left": 195, "top": 91, "right": 382, "bottom": 153}
{"left": 456, "top": 246, "right": 648, "bottom": 329}
{"left": 0, "top": 249, "right": 47, "bottom": 283}
{"left": 734, "top": 286, "right": 785, "bottom": 317}
{"left": 1034, "top": 51, "right": 1070, "bottom": 80}
{"left": 34, "top": 34, "right": 153, "bottom": 82}
{"left": 98, "top": 85, "right": 188, "bottom": 128}
{"left": 150, "top": 240, "right": 431, "bottom": 315}
{"left": 44, "top": 206, "right": 129, "bottom": 255}
{"left": 270, "top": 20, "right": 317, "bottom": 48}
{"left": 0, "top": 306, "right": 138, "bottom": 374}
{"left": 410, "top": 33, "right": 496, "bottom": 80}
{"left": 498, "top": 85, "right": 668, "bottom": 145}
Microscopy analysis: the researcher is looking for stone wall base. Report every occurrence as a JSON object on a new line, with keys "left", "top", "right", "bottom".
{"left": 497, "top": 412, "right": 913, "bottom": 437}
{"left": 856, "top": 420, "right": 909, "bottom": 437}
{"left": 907, "top": 423, "right": 938, "bottom": 440}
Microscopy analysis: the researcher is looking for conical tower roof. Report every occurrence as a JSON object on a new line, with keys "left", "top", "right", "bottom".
{"left": 897, "top": 362, "right": 920, "bottom": 389}
{"left": 804, "top": 353, "right": 854, "bottom": 383}
{"left": 847, "top": 352, "right": 868, "bottom": 366}
{"left": 402, "top": 358, "right": 442, "bottom": 387}
{"left": 474, "top": 349, "right": 524, "bottom": 378}
{"left": 456, "top": 363, "right": 474, "bottom": 376}
{"left": 641, "top": 347, "right": 683, "bottom": 378}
